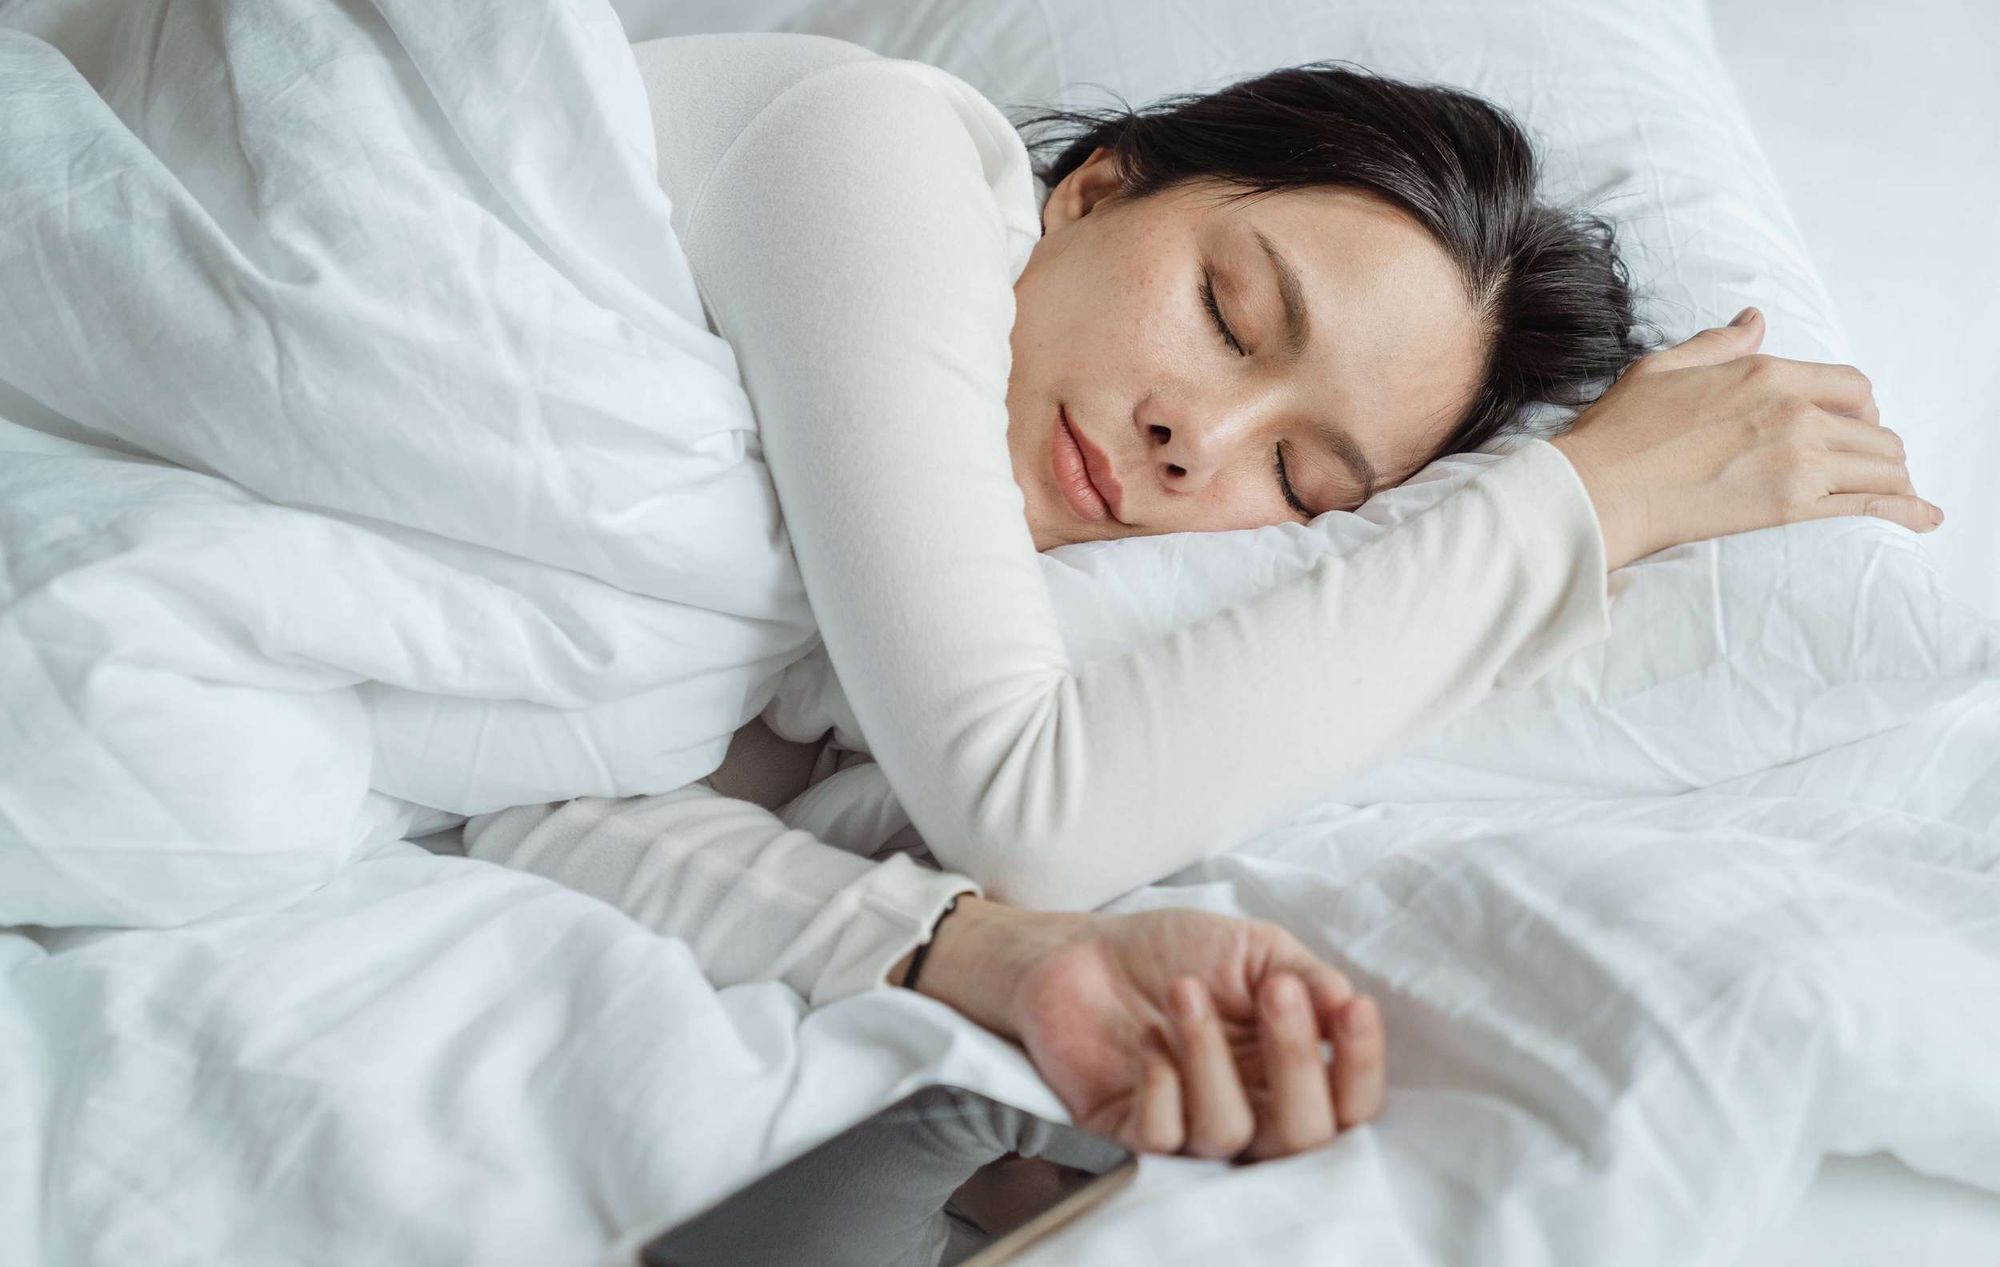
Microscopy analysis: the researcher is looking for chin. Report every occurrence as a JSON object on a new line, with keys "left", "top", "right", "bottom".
{"left": 1029, "top": 501, "right": 1087, "bottom": 553}
{"left": 1027, "top": 514, "right": 1063, "bottom": 554}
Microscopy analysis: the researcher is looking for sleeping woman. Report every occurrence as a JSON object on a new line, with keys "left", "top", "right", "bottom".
{"left": 465, "top": 32, "right": 1935, "bottom": 1165}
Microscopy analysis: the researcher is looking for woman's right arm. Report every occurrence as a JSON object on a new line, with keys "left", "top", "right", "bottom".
{"left": 683, "top": 55, "right": 1926, "bottom": 915}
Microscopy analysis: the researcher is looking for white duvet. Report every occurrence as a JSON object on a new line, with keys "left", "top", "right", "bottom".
{"left": 0, "top": 0, "right": 824, "bottom": 927}
{"left": 2, "top": 3, "right": 1997, "bottom": 1267}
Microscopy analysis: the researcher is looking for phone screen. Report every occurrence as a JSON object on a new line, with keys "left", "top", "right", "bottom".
{"left": 640, "top": 1084, "right": 1135, "bottom": 1267}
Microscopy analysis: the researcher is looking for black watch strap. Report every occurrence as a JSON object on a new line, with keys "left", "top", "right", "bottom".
{"left": 900, "top": 893, "right": 964, "bottom": 991}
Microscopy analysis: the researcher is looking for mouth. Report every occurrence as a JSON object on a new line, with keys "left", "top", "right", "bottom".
{"left": 1051, "top": 406, "right": 1126, "bottom": 524}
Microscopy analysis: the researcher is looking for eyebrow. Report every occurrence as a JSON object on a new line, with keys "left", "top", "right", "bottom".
{"left": 1254, "top": 228, "right": 1312, "bottom": 358}
{"left": 1253, "top": 229, "right": 1378, "bottom": 500}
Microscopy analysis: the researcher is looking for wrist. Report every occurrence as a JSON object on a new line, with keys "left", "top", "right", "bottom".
{"left": 1549, "top": 433, "right": 1648, "bottom": 571}
{"left": 893, "top": 895, "right": 1090, "bottom": 1041}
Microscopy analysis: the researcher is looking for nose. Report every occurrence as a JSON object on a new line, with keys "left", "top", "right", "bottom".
{"left": 1138, "top": 384, "right": 1274, "bottom": 494}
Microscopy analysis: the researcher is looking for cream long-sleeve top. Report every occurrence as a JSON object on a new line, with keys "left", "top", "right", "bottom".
{"left": 466, "top": 33, "right": 1613, "bottom": 1007}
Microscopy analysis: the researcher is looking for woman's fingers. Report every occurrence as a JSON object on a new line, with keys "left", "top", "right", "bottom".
{"left": 1330, "top": 996, "right": 1386, "bottom": 1129}
{"left": 1731, "top": 353, "right": 1878, "bottom": 423}
{"left": 1124, "top": 1047, "right": 1185, "bottom": 1155}
{"left": 1168, "top": 976, "right": 1257, "bottom": 1158}
{"left": 1258, "top": 927, "right": 1356, "bottom": 1016}
{"left": 1295, "top": 959, "right": 1355, "bottom": 1012}
{"left": 1824, "top": 450, "right": 1917, "bottom": 498}
{"left": 1817, "top": 491, "right": 1943, "bottom": 533}
{"left": 1269, "top": 940, "right": 1387, "bottom": 1136}
{"left": 1841, "top": 389, "right": 1882, "bottom": 428}
{"left": 1820, "top": 414, "right": 1905, "bottom": 459}
{"left": 1637, "top": 307, "right": 1764, "bottom": 374}
{"left": 1779, "top": 359, "right": 1877, "bottom": 423}
{"left": 1243, "top": 973, "right": 1337, "bottom": 1159}
{"left": 1814, "top": 447, "right": 1942, "bottom": 531}
{"left": 1796, "top": 416, "right": 1939, "bottom": 530}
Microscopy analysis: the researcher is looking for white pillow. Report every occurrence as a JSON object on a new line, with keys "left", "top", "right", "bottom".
{"left": 616, "top": 0, "right": 1848, "bottom": 362}
{"left": 627, "top": 0, "right": 2000, "bottom": 796}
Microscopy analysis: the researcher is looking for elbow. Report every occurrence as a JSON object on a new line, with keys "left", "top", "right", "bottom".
{"left": 912, "top": 697, "right": 1148, "bottom": 911}
{"left": 935, "top": 824, "right": 1117, "bottom": 913}
{"left": 979, "top": 862, "right": 1097, "bottom": 913}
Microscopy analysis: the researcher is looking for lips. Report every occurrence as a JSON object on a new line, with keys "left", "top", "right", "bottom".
{"left": 1051, "top": 406, "right": 1125, "bottom": 524}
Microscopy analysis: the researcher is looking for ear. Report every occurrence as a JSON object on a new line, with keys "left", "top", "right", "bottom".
{"left": 1040, "top": 146, "right": 1126, "bottom": 234}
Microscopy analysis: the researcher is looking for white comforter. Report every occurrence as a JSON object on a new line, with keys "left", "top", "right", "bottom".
{"left": 0, "top": 0, "right": 821, "bottom": 924}
{"left": 2, "top": 2, "right": 1996, "bottom": 1265}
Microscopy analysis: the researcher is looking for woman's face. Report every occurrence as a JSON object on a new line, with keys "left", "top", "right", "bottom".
{"left": 1007, "top": 149, "right": 1488, "bottom": 551}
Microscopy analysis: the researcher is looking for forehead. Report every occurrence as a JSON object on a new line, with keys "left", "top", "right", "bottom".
{"left": 1192, "top": 183, "right": 1486, "bottom": 480}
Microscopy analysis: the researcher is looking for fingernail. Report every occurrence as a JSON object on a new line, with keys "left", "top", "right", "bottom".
{"left": 1929, "top": 504, "right": 1945, "bottom": 524}
{"left": 1729, "top": 306, "right": 1759, "bottom": 327}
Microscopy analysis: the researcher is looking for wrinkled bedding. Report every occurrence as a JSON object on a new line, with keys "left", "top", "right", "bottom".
{"left": 0, "top": 0, "right": 820, "bottom": 929}
{"left": 772, "top": 482, "right": 2000, "bottom": 1265}
{"left": 1011, "top": 703, "right": 2000, "bottom": 1263}
{"left": 2, "top": 2, "right": 1998, "bottom": 1266}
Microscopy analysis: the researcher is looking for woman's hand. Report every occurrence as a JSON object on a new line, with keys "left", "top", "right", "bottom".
{"left": 899, "top": 897, "right": 1384, "bottom": 1160}
{"left": 1550, "top": 307, "right": 1942, "bottom": 571}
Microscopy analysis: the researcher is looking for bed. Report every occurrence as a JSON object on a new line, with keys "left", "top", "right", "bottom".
{"left": 2, "top": 1, "right": 1995, "bottom": 1264}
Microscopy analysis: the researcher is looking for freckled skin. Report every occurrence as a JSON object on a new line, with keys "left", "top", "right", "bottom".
{"left": 1006, "top": 147, "right": 1489, "bottom": 551}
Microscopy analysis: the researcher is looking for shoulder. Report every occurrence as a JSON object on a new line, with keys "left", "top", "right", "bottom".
{"left": 648, "top": 35, "right": 1041, "bottom": 276}
{"left": 633, "top": 32, "right": 882, "bottom": 220}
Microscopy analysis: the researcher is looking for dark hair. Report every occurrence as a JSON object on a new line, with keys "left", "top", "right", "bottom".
{"left": 1018, "top": 62, "right": 1657, "bottom": 464}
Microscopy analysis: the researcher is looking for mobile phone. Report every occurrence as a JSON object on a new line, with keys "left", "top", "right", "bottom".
{"left": 639, "top": 1084, "right": 1136, "bottom": 1267}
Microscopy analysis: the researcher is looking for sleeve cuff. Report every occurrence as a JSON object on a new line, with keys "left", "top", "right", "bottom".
{"left": 810, "top": 853, "right": 982, "bottom": 1007}
{"left": 1476, "top": 438, "right": 1614, "bottom": 689}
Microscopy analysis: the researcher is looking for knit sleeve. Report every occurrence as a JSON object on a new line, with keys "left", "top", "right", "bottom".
{"left": 682, "top": 58, "right": 1611, "bottom": 912}
{"left": 463, "top": 786, "right": 977, "bottom": 1006}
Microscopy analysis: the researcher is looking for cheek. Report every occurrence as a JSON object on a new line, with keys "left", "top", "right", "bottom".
{"left": 1160, "top": 461, "right": 1289, "bottom": 534}
{"left": 1041, "top": 223, "right": 1194, "bottom": 366}
{"left": 1213, "top": 480, "right": 1292, "bottom": 532}
{"left": 1111, "top": 237, "right": 1197, "bottom": 348}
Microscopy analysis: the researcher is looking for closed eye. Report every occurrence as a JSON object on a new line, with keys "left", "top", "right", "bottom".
{"left": 1202, "top": 264, "right": 1306, "bottom": 516}
{"left": 1273, "top": 441, "right": 1311, "bottom": 517}
{"left": 1200, "top": 267, "right": 1247, "bottom": 357}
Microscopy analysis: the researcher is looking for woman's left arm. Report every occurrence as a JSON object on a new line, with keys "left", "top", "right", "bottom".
{"left": 464, "top": 786, "right": 975, "bottom": 1007}
{"left": 466, "top": 783, "right": 1388, "bottom": 1157}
